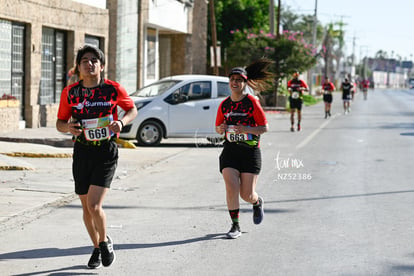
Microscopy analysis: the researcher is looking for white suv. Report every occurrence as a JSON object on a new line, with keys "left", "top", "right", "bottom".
{"left": 119, "top": 75, "right": 232, "bottom": 146}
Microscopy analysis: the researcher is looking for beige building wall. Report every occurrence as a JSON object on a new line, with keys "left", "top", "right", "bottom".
{"left": 108, "top": 0, "right": 207, "bottom": 89}
{"left": 0, "top": 0, "right": 207, "bottom": 131}
{"left": 0, "top": 0, "right": 109, "bottom": 129}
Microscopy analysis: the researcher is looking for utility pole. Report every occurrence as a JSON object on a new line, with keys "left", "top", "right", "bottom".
{"left": 276, "top": 0, "right": 281, "bottom": 39}
{"left": 272, "top": 0, "right": 281, "bottom": 107}
{"left": 269, "top": 0, "right": 275, "bottom": 35}
{"left": 352, "top": 34, "right": 356, "bottom": 76}
{"left": 309, "top": 0, "right": 318, "bottom": 95}
{"left": 209, "top": 0, "right": 219, "bottom": 75}
{"left": 312, "top": 0, "right": 318, "bottom": 49}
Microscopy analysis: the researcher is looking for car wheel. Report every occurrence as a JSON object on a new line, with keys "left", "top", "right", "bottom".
{"left": 137, "top": 120, "right": 163, "bottom": 146}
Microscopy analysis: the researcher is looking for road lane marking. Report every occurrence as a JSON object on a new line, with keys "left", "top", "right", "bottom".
{"left": 296, "top": 113, "right": 340, "bottom": 150}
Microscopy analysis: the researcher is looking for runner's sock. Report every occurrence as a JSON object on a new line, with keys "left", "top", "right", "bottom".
{"left": 229, "top": 209, "right": 240, "bottom": 224}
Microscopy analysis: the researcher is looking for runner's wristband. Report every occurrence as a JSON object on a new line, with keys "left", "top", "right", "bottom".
{"left": 118, "top": 120, "right": 124, "bottom": 128}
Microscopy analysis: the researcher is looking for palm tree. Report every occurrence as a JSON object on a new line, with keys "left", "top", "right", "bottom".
{"left": 322, "top": 22, "right": 346, "bottom": 81}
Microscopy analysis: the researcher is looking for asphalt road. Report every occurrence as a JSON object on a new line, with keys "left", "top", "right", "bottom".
{"left": 1, "top": 89, "right": 414, "bottom": 276}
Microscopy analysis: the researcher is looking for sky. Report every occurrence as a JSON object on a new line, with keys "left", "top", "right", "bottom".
{"left": 283, "top": 0, "right": 414, "bottom": 62}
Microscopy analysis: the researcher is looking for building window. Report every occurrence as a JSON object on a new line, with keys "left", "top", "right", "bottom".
{"left": 0, "top": 19, "right": 25, "bottom": 119}
{"left": 40, "top": 27, "right": 66, "bottom": 105}
{"left": 85, "top": 35, "right": 101, "bottom": 49}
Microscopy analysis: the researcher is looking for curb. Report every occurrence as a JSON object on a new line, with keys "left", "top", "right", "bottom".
{"left": 2, "top": 152, "right": 72, "bottom": 158}
{"left": 0, "top": 154, "right": 36, "bottom": 171}
{"left": 0, "top": 137, "right": 73, "bottom": 148}
{"left": 115, "top": 138, "right": 137, "bottom": 149}
{"left": 0, "top": 192, "right": 77, "bottom": 233}
{"left": 0, "top": 165, "right": 34, "bottom": 171}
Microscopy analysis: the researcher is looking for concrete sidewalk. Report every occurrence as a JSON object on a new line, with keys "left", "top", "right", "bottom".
{"left": 0, "top": 128, "right": 74, "bottom": 231}
{"left": 0, "top": 128, "right": 73, "bottom": 170}
{"left": 0, "top": 127, "right": 184, "bottom": 231}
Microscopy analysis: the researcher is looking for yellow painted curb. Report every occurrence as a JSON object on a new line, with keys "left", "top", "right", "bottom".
{"left": 0, "top": 165, "right": 34, "bottom": 171}
{"left": 2, "top": 152, "right": 72, "bottom": 158}
{"left": 115, "top": 138, "right": 137, "bottom": 149}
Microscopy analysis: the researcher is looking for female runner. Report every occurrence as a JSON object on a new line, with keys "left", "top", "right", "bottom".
{"left": 215, "top": 58, "right": 273, "bottom": 239}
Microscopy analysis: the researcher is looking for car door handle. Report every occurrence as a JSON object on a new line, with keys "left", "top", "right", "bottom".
{"left": 203, "top": 106, "right": 210, "bottom": 110}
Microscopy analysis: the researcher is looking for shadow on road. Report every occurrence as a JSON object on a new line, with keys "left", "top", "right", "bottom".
{"left": 388, "top": 264, "right": 414, "bottom": 276}
{"left": 62, "top": 203, "right": 292, "bottom": 215}
{"left": 270, "top": 189, "right": 414, "bottom": 203}
{"left": 11, "top": 265, "right": 91, "bottom": 276}
{"left": 0, "top": 234, "right": 224, "bottom": 261}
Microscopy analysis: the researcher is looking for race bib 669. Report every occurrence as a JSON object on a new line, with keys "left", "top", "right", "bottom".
{"left": 82, "top": 115, "right": 113, "bottom": 141}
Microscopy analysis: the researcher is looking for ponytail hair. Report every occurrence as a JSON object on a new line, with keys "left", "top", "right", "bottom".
{"left": 229, "top": 58, "right": 274, "bottom": 92}
{"left": 246, "top": 58, "right": 274, "bottom": 92}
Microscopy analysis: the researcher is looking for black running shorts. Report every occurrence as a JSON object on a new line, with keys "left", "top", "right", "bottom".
{"left": 72, "top": 140, "right": 118, "bottom": 195}
{"left": 342, "top": 92, "right": 351, "bottom": 101}
{"left": 289, "top": 97, "right": 303, "bottom": 110}
{"left": 219, "top": 142, "right": 262, "bottom": 174}
{"left": 323, "top": 94, "right": 333, "bottom": 103}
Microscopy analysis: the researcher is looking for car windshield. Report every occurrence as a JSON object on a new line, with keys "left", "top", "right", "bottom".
{"left": 130, "top": 80, "right": 180, "bottom": 97}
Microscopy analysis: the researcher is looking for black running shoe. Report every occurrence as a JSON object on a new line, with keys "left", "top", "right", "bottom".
{"left": 87, "top": 248, "right": 101, "bottom": 269}
{"left": 100, "top": 235, "right": 116, "bottom": 267}
{"left": 253, "top": 197, "right": 264, "bottom": 224}
{"left": 290, "top": 126, "right": 294, "bottom": 132}
{"left": 226, "top": 223, "right": 242, "bottom": 239}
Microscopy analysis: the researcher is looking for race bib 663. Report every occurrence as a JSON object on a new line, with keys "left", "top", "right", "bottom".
{"left": 226, "top": 125, "right": 251, "bottom": 142}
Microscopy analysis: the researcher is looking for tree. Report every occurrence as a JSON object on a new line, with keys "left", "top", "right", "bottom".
{"left": 281, "top": 7, "right": 324, "bottom": 47}
{"left": 213, "top": 0, "right": 270, "bottom": 51}
{"left": 375, "top": 50, "right": 388, "bottom": 59}
{"left": 210, "top": 1, "right": 324, "bottom": 70}
{"left": 321, "top": 22, "right": 346, "bottom": 80}
{"left": 226, "top": 29, "right": 317, "bottom": 104}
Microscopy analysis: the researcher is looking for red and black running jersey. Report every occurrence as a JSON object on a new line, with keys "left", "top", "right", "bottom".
{"left": 362, "top": 80, "right": 370, "bottom": 88}
{"left": 216, "top": 94, "right": 267, "bottom": 147}
{"left": 287, "top": 78, "right": 308, "bottom": 92}
{"left": 57, "top": 79, "right": 135, "bottom": 139}
{"left": 322, "top": 82, "right": 335, "bottom": 92}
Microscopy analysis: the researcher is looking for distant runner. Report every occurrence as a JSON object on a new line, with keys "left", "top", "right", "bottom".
{"left": 287, "top": 71, "right": 308, "bottom": 131}
{"left": 341, "top": 78, "right": 353, "bottom": 114}
{"left": 362, "top": 79, "right": 370, "bottom": 100}
{"left": 321, "top": 76, "right": 335, "bottom": 119}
